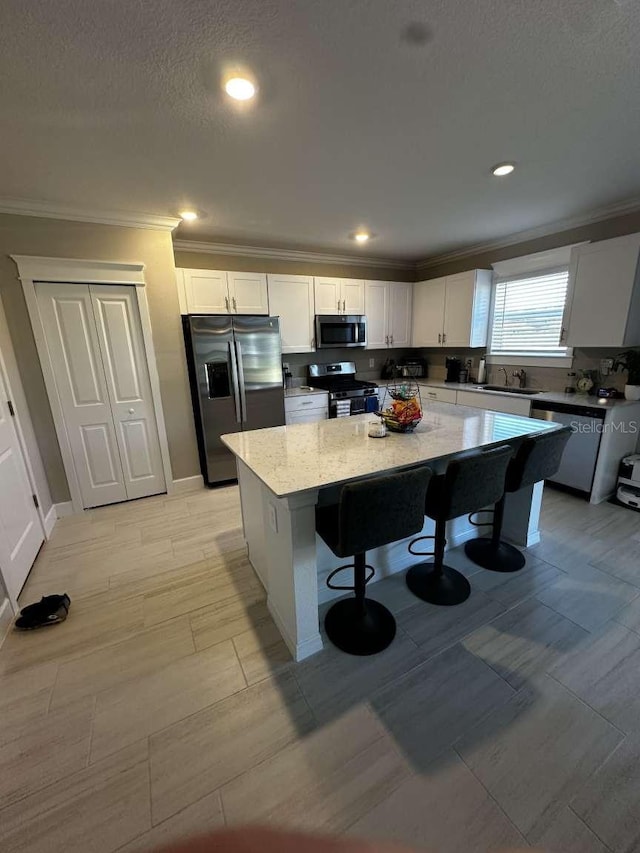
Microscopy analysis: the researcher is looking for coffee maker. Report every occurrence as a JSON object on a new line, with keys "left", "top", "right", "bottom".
{"left": 445, "top": 357, "right": 462, "bottom": 383}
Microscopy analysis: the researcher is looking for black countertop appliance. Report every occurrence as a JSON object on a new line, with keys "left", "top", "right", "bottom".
{"left": 445, "top": 356, "right": 462, "bottom": 383}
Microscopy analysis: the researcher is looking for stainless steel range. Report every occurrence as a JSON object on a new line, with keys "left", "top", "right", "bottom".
{"left": 308, "top": 361, "right": 379, "bottom": 418}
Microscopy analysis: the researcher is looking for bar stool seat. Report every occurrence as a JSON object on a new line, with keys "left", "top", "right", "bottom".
{"left": 465, "top": 426, "right": 572, "bottom": 573}
{"left": 406, "top": 445, "right": 513, "bottom": 606}
{"left": 316, "top": 466, "right": 432, "bottom": 656}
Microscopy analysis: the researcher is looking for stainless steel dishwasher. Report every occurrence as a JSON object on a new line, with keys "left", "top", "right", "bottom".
{"left": 530, "top": 400, "right": 606, "bottom": 496}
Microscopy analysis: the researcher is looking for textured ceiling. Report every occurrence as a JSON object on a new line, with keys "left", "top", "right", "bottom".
{"left": 2, "top": 0, "right": 640, "bottom": 259}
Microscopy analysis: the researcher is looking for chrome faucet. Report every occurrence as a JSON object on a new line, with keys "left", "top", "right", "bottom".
{"left": 498, "top": 367, "right": 509, "bottom": 387}
{"left": 512, "top": 369, "right": 527, "bottom": 389}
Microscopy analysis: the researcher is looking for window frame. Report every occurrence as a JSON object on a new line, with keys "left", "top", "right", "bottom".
{"left": 487, "top": 264, "right": 574, "bottom": 368}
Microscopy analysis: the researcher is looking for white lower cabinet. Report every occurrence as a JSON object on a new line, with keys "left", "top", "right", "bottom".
{"left": 285, "top": 392, "right": 329, "bottom": 425}
{"left": 418, "top": 384, "right": 457, "bottom": 404}
{"left": 456, "top": 389, "right": 531, "bottom": 417}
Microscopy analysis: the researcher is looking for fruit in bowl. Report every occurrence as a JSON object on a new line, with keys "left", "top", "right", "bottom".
{"left": 382, "top": 396, "right": 422, "bottom": 432}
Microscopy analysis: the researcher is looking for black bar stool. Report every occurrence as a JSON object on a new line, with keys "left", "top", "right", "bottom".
{"left": 465, "top": 426, "right": 572, "bottom": 573}
{"left": 406, "top": 445, "right": 513, "bottom": 606}
{"left": 316, "top": 466, "right": 432, "bottom": 656}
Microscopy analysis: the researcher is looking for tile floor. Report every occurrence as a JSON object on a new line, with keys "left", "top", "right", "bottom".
{"left": 1, "top": 485, "right": 639, "bottom": 852}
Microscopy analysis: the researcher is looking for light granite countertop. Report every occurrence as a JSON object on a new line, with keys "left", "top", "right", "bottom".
{"left": 418, "top": 380, "right": 634, "bottom": 409}
{"left": 222, "top": 401, "right": 560, "bottom": 497}
{"left": 284, "top": 386, "right": 328, "bottom": 399}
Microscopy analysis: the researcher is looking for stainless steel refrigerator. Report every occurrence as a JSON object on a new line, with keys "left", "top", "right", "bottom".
{"left": 183, "top": 315, "right": 285, "bottom": 485}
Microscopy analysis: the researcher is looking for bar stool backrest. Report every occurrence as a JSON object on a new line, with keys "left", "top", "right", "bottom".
{"left": 428, "top": 445, "right": 513, "bottom": 522}
{"left": 335, "top": 467, "right": 432, "bottom": 557}
{"left": 506, "top": 426, "right": 572, "bottom": 492}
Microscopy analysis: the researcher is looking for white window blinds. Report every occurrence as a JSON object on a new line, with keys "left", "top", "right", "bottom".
{"left": 489, "top": 268, "right": 569, "bottom": 357}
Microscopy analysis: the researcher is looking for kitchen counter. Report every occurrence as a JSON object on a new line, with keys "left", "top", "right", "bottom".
{"left": 222, "top": 403, "right": 561, "bottom": 662}
{"left": 284, "top": 385, "right": 327, "bottom": 399}
{"left": 222, "top": 403, "right": 559, "bottom": 498}
{"left": 418, "top": 380, "right": 633, "bottom": 409}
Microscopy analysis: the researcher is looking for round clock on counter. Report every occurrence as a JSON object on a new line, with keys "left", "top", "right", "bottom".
{"left": 577, "top": 375, "right": 594, "bottom": 393}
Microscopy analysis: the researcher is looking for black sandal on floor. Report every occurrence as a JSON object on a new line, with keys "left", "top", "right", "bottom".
{"left": 15, "top": 594, "right": 71, "bottom": 630}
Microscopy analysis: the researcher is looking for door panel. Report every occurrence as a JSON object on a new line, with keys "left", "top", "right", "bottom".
{"left": 184, "top": 270, "right": 229, "bottom": 314}
{"left": 341, "top": 279, "right": 365, "bottom": 314}
{"left": 36, "top": 283, "right": 127, "bottom": 507}
{"left": 412, "top": 279, "right": 446, "bottom": 346}
{"left": 364, "top": 281, "right": 389, "bottom": 349}
{"left": 388, "top": 282, "right": 412, "bottom": 348}
{"left": 90, "top": 286, "right": 165, "bottom": 501}
{"left": 267, "top": 275, "right": 315, "bottom": 353}
{"left": 314, "top": 278, "right": 342, "bottom": 315}
{"left": 227, "top": 272, "right": 269, "bottom": 315}
{"left": 233, "top": 316, "right": 285, "bottom": 430}
{"left": 0, "top": 367, "right": 43, "bottom": 600}
{"left": 443, "top": 272, "right": 475, "bottom": 347}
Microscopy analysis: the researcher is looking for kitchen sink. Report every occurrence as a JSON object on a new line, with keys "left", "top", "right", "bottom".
{"left": 474, "top": 385, "right": 542, "bottom": 396}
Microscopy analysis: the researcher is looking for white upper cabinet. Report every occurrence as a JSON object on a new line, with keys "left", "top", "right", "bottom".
{"left": 314, "top": 277, "right": 364, "bottom": 315}
{"left": 267, "top": 274, "right": 315, "bottom": 353}
{"left": 177, "top": 268, "right": 269, "bottom": 315}
{"left": 412, "top": 277, "right": 446, "bottom": 346}
{"left": 563, "top": 234, "right": 640, "bottom": 347}
{"left": 413, "top": 270, "right": 491, "bottom": 347}
{"left": 227, "top": 271, "right": 269, "bottom": 315}
{"left": 364, "top": 281, "right": 412, "bottom": 349}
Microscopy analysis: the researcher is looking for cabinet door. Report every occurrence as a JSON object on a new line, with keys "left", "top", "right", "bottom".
{"left": 565, "top": 235, "right": 640, "bottom": 347}
{"left": 286, "top": 409, "right": 327, "bottom": 425}
{"left": 183, "top": 269, "right": 230, "bottom": 314}
{"left": 267, "top": 275, "right": 315, "bottom": 353}
{"left": 364, "top": 281, "right": 389, "bottom": 349}
{"left": 388, "top": 282, "right": 412, "bottom": 348}
{"left": 314, "top": 277, "right": 342, "bottom": 315}
{"left": 227, "top": 271, "right": 269, "bottom": 315}
{"left": 443, "top": 272, "right": 476, "bottom": 347}
{"left": 412, "top": 278, "right": 446, "bottom": 346}
{"left": 341, "top": 279, "right": 365, "bottom": 314}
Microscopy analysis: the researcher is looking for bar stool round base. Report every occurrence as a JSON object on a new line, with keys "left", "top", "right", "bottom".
{"left": 464, "top": 538, "right": 526, "bottom": 573}
{"left": 406, "top": 562, "right": 471, "bottom": 606}
{"left": 324, "top": 598, "right": 396, "bottom": 656}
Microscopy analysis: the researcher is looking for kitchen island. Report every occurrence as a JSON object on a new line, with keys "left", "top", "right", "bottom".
{"left": 222, "top": 402, "right": 561, "bottom": 661}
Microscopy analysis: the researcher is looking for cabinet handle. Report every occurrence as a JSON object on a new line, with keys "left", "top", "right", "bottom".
{"left": 438, "top": 333, "right": 441, "bottom": 343}
{"left": 232, "top": 296, "right": 237, "bottom": 311}
{"left": 300, "top": 401, "right": 313, "bottom": 406}
{"left": 225, "top": 296, "right": 230, "bottom": 311}
{"left": 342, "top": 299, "right": 346, "bottom": 312}
{"left": 338, "top": 299, "right": 341, "bottom": 311}
{"left": 385, "top": 335, "right": 389, "bottom": 345}
{"left": 442, "top": 333, "right": 446, "bottom": 344}
{"left": 390, "top": 335, "right": 394, "bottom": 345}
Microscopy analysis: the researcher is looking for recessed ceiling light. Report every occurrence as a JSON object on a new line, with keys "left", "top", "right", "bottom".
{"left": 353, "top": 231, "right": 370, "bottom": 244}
{"left": 491, "top": 162, "right": 515, "bottom": 177}
{"left": 179, "top": 210, "right": 198, "bottom": 221}
{"left": 225, "top": 77, "right": 256, "bottom": 101}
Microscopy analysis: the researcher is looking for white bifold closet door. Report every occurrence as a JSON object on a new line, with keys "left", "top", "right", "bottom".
{"left": 0, "top": 367, "right": 43, "bottom": 600}
{"left": 36, "top": 283, "right": 165, "bottom": 508}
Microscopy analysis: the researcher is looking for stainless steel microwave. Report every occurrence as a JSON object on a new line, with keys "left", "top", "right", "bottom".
{"left": 315, "top": 315, "right": 367, "bottom": 349}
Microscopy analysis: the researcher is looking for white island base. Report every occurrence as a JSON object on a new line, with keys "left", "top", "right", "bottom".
{"left": 236, "top": 459, "right": 543, "bottom": 662}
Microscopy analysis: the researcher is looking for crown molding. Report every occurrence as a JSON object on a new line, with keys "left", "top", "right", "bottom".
{"left": 416, "top": 195, "right": 640, "bottom": 273}
{"left": 0, "top": 198, "right": 181, "bottom": 232}
{"left": 172, "top": 238, "right": 415, "bottom": 271}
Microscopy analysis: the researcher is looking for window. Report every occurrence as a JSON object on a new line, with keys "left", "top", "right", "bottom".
{"left": 489, "top": 268, "right": 570, "bottom": 359}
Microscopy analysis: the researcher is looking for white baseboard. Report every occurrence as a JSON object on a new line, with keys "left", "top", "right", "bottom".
{"left": 170, "top": 475, "right": 205, "bottom": 495}
{"left": 43, "top": 504, "right": 57, "bottom": 538}
{"left": 0, "top": 598, "right": 14, "bottom": 647}
{"left": 54, "top": 501, "right": 74, "bottom": 518}
{"left": 267, "top": 596, "right": 323, "bottom": 663}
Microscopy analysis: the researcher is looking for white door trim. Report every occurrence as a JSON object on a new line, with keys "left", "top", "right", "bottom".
{"left": 11, "top": 255, "right": 174, "bottom": 514}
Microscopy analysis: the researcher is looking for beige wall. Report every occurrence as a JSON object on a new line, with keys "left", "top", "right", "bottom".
{"left": 0, "top": 214, "right": 199, "bottom": 504}
{"left": 174, "top": 250, "right": 415, "bottom": 282}
{"left": 418, "top": 210, "right": 640, "bottom": 280}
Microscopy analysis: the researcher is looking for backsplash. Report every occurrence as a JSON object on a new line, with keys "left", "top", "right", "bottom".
{"left": 284, "top": 345, "right": 640, "bottom": 391}
{"left": 416, "top": 347, "right": 640, "bottom": 393}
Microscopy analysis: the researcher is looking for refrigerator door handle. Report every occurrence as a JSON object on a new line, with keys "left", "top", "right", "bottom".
{"left": 228, "top": 341, "right": 242, "bottom": 424}
{"left": 235, "top": 340, "right": 248, "bottom": 423}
